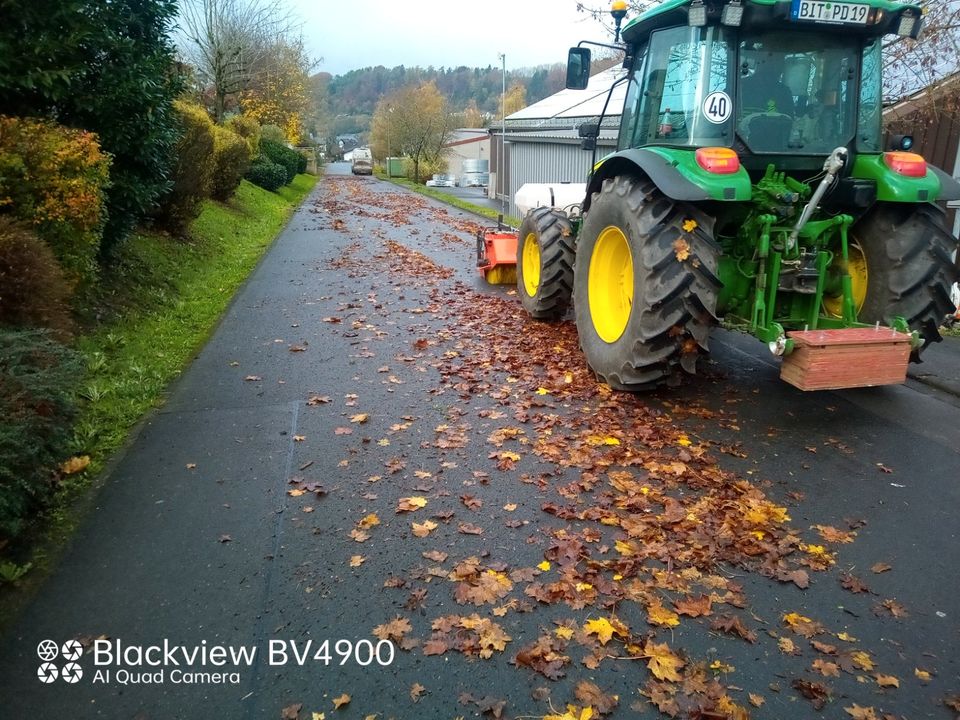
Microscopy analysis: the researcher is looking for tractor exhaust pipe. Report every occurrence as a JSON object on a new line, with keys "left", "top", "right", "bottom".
{"left": 787, "top": 147, "right": 848, "bottom": 252}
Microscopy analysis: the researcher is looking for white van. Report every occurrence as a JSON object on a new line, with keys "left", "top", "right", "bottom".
{"left": 351, "top": 147, "right": 373, "bottom": 175}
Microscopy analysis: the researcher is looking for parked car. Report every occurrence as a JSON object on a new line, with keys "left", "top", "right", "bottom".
{"left": 351, "top": 147, "right": 373, "bottom": 175}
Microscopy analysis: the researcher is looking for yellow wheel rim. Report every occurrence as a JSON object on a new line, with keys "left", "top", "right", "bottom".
{"left": 522, "top": 231, "right": 541, "bottom": 297}
{"left": 589, "top": 226, "right": 634, "bottom": 343}
{"left": 824, "top": 241, "right": 868, "bottom": 318}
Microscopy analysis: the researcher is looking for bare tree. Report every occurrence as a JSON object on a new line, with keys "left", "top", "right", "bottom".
{"left": 179, "top": 0, "right": 300, "bottom": 122}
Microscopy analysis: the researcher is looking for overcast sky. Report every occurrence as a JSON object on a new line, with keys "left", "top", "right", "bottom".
{"left": 289, "top": 1, "right": 613, "bottom": 76}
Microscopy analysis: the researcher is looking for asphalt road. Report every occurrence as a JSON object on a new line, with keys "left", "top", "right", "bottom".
{"left": 1, "top": 162, "right": 958, "bottom": 719}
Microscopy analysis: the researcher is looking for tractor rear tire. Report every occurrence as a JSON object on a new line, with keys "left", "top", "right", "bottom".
{"left": 573, "top": 175, "right": 721, "bottom": 390}
{"left": 850, "top": 202, "right": 959, "bottom": 360}
{"left": 516, "top": 207, "right": 576, "bottom": 320}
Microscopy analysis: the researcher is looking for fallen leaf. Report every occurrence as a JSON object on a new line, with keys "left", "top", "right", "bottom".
{"left": 644, "top": 641, "right": 684, "bottom": 682}
{"left": 396, "top": 496, "right": 428, "bottom": 513}
{"left": 281, "top": 703, "right": 302, "bottom": 720}
{"left": 870, "top": 562, "right": 892, "bottom": 574}
{"left": 373, "top": 616, "right": 412, "bottom": 642}
{"left": 844, "top": 705, "right": 878, "bottom": 720}
{"left": 647, "top": 602, "right": 680, "bottom": 628}
{"left": 874, "top": 673, "right": 899, "bottom": 688}
{"left": 409, "top": 682, "right": 425, "bottom": 702}
{"left": 349, "top": 555, "right": 365, "bottom": 567}
{"left": 412, "top": 520, "right": 438, "bottom": 537}
{"left": 61, "top": 456, "right": 91, "bottom": 475}
{"left": 332, "top": 694, "right": 350, "bottom": 709}
{"left": 458, "top": 522, "right": 483, "bottom": 535}
{"left": 350, "top": 413, "right": 369, "bottom": 424}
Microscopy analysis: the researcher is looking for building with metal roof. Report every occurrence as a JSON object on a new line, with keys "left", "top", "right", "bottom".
{"left": 489, "top": 66, "right": 627, "bottom": 218}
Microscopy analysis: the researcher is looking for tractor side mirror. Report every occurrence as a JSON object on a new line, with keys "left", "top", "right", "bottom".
{"left": 566, "top": 47, "right": 592, "bottom": 90}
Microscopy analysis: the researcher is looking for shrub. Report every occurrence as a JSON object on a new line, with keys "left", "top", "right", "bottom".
{"left": 260, "top": 140, "right": 300, "bottom": 184}
{"left": 0, "top": 1, "right": 183, "bottom": 255}
{"left": 226, "top": 114, "right": 261, "bottom": 155}
{"left": 0, "top": 218, "right": 73, "bottom": 335}
{"left": 295, "top": 149, "right": 309, "bottom": 175}
{"left": 0, "top": 328, "right": 82, "bottom": 542}
{"left": 210, "top": 125, "right": 252, "bottom": 201}
{"left": 156, "top": 100, "right": 215, "bottom": 233}
{"left": 0, "top": 116, "right": 111, "bottom": 287}
{"left": 405, "top": 156, "right": 448, "bottom": 184}
{"left": 245, "top": 158, "right": 287, "bottom": 192}
{"left": 260, "top": 124, "right": 287, "bottom": 145}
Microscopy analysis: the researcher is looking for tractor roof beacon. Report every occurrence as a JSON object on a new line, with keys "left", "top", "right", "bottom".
{"left": 509, "top": 0, "right": 960, "bottom": 391}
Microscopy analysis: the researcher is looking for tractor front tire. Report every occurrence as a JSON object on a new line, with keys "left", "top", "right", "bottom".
{"left": 573, "top": 175, "right": 721, "bottom": 390}
{"left": 516, "top": 207, "right": 575, "bottom": 320}
{"left": 850, "top": 202, "right": 959, "bottom": 360}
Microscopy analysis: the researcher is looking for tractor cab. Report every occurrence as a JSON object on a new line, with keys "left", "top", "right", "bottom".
{"left": 580, "top": 0, "right": 916, "bottom": 173}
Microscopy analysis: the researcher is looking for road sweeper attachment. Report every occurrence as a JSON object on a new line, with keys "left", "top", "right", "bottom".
{"left": 476, "top": 217, "right": 518, "bottom": 285}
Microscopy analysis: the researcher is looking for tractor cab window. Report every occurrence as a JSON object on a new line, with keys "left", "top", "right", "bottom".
{"left": 858, "top": 38, "right": 882, "bottom": 152}
{"left": 620, "top": 25, "right": 733, "bottom": 149}
{"left": 737, "top": 32, "right": 860, "bottom": 154}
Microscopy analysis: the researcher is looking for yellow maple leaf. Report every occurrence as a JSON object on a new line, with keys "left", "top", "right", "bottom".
{"left": 537, "top": 561, "right": 551, "bottom": 572}
{"left": 535, "top": 387, "right": 550, "bottom": 395}
{"left": 554, "top": 626, "right": 574, "bottom": 640}
{"left": 350, "top": 413, "right": 369, "bottom": 424}
{"left": 644, "top": 641, "right": 684, "bottom": 681}
{"left": 673, "top": 237, "right": 691, "bottom": 261}
{"left": 349, "top": 555, "right": 365, "bottom": 567}
{"left": 647, "top": 602, "right": 681, "bottom": 628}
{"left": 545, "top": 705, "right": 594, "bottom": 720}
{"left": 583, "top": 617, "right": 626, "bottom": 645}
{"left": 357, "top": 513, "right": 380, "bottom": 529}
{"left": 499, "top": 451, "right": 521, "bottom": 462}
{"left": 682, "top": 218, "right": 698, "bottom": 232}
{"left": 677, "top": 434, "right": 692, "bottom": 447}
{"left": 914, "top": 668, "right": 932, "bottom": 682}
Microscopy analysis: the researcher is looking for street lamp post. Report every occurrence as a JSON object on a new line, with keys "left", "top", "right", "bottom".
{"left": 499, "top": 52, "right": 506, "bottom": 215}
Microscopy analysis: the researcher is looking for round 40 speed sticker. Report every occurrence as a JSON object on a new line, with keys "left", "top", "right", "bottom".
{"left": 702, "top": 91, "right": 732, "bottom": 124}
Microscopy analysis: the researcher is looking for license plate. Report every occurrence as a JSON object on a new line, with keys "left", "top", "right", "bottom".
{"left": 791, "top": 0, "right": 870, "bottom": 24}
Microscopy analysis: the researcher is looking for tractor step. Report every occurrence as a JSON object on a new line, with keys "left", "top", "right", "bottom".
{"left": 780, "top": 327, "right": 913, "bottom": 391}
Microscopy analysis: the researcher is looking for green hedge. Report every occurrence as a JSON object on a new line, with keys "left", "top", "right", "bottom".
{"left": 211, "top": 125, "right": 252, "bottom": 202}
{"left": 157, "top": 100, "right": 215, "bottom": 233}
{"left": 260, "top": 140, "right": 300, "bottom": 184}
{"left": 245, "top": 158, "right": 287, "bottom": 192}
{"left": 0, "top": 329, "right": 82, "bottom": 541}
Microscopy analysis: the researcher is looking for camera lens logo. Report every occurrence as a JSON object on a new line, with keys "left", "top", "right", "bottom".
{"left": 37, "top": 662, "right": 59, "bottom": 683}
{"left": 37, "top": 639, "right": 84, "bottom": 683}
{"left": 37, "top": 639, "right": 59, "bottom": 662}
{"left": 61, "top": 640, "right": 83, "bottom": 662}
{"left": 61, "top": 662, "right": 83, "bottom": 683}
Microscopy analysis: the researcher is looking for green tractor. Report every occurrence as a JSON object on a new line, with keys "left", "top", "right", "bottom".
{"left": 514, "top": 0, "right": 960, "bottom": 390}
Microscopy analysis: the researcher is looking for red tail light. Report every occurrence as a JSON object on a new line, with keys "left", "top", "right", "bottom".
{"left": 883, "top": 151, "right": 927, "bottom": 177}
{"left": 696, "top": 147, "right": 740, "bottom": 174}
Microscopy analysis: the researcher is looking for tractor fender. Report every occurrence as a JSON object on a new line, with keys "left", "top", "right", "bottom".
{"left": 584, "top": 148, "right": 750, "bottom": 212}
{"left": 928, "top": 165, "right": 960, "bottom": 202}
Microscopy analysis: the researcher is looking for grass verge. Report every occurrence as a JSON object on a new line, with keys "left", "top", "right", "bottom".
{"left": 0, "top": 174, "right": 316, "bottom": 615}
